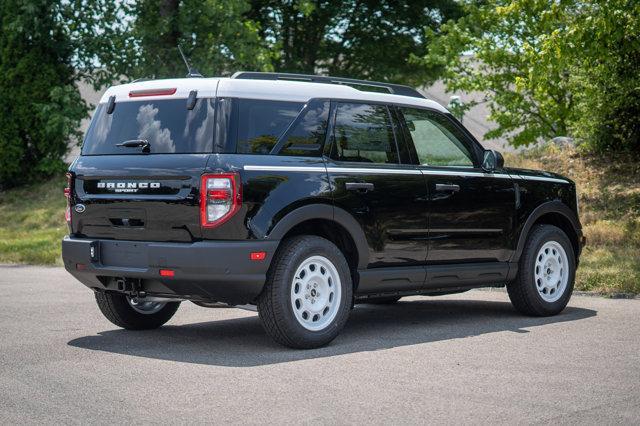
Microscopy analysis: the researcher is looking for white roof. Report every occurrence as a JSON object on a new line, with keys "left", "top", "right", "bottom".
{"left": 99, "top": 77, "right": 448, "bottom": 113}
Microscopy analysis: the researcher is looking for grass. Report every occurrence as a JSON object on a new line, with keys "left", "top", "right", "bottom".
{"left": 0, "top": 175, "right": 68, "bottom": 265}
{"left": 504, "top": 144, "right": 640, "bottom": 296}
{"left": 0, "top": 145, "right": 638, "bottom": 295}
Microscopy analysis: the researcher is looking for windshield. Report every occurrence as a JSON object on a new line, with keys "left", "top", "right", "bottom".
{"left": 82, "top": 98, "right": 215, "bottom": 155}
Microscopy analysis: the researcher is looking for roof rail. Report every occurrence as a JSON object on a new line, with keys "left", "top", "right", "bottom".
{"left": 230, "top": 71, "right": 425, "bottom": 99}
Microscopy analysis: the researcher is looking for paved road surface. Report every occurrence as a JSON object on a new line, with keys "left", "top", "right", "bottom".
{"left": 1, "top": 265, "right": 638, "bottom": 424}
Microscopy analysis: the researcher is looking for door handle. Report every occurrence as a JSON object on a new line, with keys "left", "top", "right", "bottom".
{"left": 345, "top": 182, "right": 375, "bottom": 192}
{"left": 435, "top": 183, "right": 460, "bottom": 192}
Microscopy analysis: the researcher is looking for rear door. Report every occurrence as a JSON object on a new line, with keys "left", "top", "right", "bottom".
{"left": 396, "top": 107, "right": 516, "bottom": 263}
{"left": 324, "top": 101, "right": 429, "bottom": 276}
{"left": 70, "top": 95, "right": 216, "bottom": 242}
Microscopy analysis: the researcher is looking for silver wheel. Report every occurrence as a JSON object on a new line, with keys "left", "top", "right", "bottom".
{"left": 127, "top": 296, "right": 166, "bottom": 315}
{"left": 290, "top": 255, "right": 342, "bottom": 331}
{"left": 534, "top": 241, "right": 569, "bottom": 303}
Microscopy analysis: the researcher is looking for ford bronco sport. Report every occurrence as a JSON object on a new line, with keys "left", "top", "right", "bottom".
{"left": 62, "top": 72, "right": 585, "bottom": 348}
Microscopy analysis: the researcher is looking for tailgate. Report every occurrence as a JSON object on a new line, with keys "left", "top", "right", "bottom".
{"left": 70, "top": 154, "right": 209, "bottom": 242}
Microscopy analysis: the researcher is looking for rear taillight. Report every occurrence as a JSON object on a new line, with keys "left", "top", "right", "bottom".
{"left": 64, "top": 172, "right": 73, "bottom": 224}
{"left": 200, "top": 173, "right": 241, "bottom": 228}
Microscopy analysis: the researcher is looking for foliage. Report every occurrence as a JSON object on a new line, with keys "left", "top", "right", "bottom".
{"left": 417, "top": 0, "right": 640, "bottom": 154}
{"left": 0, "top": 0, "right": 87, "bottom": 189}
{"left": 67, "top": 0, "right": 464, "bottom": 86}
{"left": 246, "top": 0, "right": 463, "bottom": 85}
{"left": 561, "top": 0, "right": 640, "bottom": 154}
{"left": 65, "top": 0, "right": 273, "bottom": 85}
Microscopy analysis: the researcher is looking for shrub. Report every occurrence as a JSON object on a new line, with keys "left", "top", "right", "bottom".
{"left": 0, "top": 0, "right": 86, "bottom": 189}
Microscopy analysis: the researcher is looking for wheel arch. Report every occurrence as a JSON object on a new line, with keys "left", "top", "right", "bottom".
{"left": 267, "top": 204, "right": 369, "bottom": 270}
{"left": 513, "top": 201, "right": 582, "bottom": 264}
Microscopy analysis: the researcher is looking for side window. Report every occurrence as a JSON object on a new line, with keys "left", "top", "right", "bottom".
{"left": 236, "top": 99, "right": 304, "bottom": 154}
{"left": 400, "top": 107, "right": 474, "bottom": 167}
{"left": 277, "top": 101, "right": 329, "bottom": 156}
{"left": 330, "top": 102, "right": 398, "bottom": 164}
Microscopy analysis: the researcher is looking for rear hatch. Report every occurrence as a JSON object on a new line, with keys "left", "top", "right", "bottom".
{"left": 70, "top": 91, "right": 216, "bottom": 242}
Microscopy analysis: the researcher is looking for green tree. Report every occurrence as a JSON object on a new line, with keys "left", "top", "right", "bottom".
{"left": 69, "top": 0, "right": 274, "bottom": 85}
{"left": 562, "top": 0, "right": 639, "bottom": 154}
{"left": 0, "top": 0, "right": 87, "bottom": 188}
{"left": 246, "top": 0, "right": 463, "bottom": 85}
{"left": 416, "top": 0, "right": 639, "bottom": 154}
{"left": 415, "top": 0, "right": 576, "bottom": 147}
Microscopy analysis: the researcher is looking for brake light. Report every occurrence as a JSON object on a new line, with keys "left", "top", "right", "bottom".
{"left": 128, "top": 88, "right": 177, "bottom": 98}
{"left": 64, "top": 172, "right": 73, "bottom": 224}
{"left": 159, "top": 269, "right": 175, "bottom": 277}
{"left": 200, "top": 173, "right": 241, "bottom": 228}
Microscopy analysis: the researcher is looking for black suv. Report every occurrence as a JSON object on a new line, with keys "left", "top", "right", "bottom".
{"left": 62, "top": 72, "right": 585, "bottom": 348}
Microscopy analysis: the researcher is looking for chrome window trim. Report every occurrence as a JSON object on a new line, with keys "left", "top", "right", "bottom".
{"left": 242, "top": 165, "right": 569, "bottom": 183}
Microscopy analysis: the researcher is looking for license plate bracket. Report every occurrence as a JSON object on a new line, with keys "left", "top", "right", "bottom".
{"left": 99, "top": 241, "right": 147, "bottom": 267}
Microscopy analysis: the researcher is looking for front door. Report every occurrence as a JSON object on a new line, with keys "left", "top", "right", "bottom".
{"left": 396, "top": 106, "right": 516, "bottom": 264}
{"left": 324, "top": 101, "right": 429, "bottom": 275}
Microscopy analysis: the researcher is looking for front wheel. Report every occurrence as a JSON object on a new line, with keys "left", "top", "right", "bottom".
{"left": 507, "top": 224, "right": 576, "bottom": 316}
{"left": 95, "top": 292, "right": 180, "bottom": 330}
{"left": 258, "top": 236, "right": 352, "bottom": 349}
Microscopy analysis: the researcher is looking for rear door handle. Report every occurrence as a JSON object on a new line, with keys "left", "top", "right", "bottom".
{"left": 435, "top": 183, "right": 460, "bottom": 192}
{"left": 345, "top": 182, "right": 375, "bottom": 192}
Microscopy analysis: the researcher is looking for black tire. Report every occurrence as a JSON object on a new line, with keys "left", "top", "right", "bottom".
{"left": 363, "top": 296, "right": 402, "bottom": 304}
{"left": 507, "top": 224, "right": 576, "bottom": 316}
{"left": 94, "top": 292, "right": 180, "bottom": 330}
{"left": 257, "top": 235, "right": 353, "bottom": 349}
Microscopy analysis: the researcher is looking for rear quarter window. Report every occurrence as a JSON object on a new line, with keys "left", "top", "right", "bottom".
{"left": 82, "top": 98, "right": 215, "bottom": 155}
{"left": 235, "top": 99, "right": 304, "bottom": 154}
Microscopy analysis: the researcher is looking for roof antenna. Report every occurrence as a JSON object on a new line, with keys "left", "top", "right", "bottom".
{"left": 178, "top": 45, "right": 203, "bottom": 78}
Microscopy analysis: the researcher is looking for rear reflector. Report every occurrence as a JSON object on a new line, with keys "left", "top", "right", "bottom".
{"left": 129, "top": 88, "right": 177, "bottom": 98}
{"left": 76, "top": 263, "right": 87, "bottom": 271}
{"left": 250, "top": 251, "right": 267, "bottom": 261}
{"left": 65, "top": 172, "right": 73, "bottom": 224}
{"left": 159, "top": 269, "right": 175, "bottom": 277}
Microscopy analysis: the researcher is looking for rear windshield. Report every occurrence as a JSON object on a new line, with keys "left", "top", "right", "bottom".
{"left": 82, "top": 98, "right": 215, "bottom": 155}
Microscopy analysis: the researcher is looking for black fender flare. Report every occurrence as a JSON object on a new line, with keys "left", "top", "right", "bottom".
{"left": 267, "top": 204, "right": 369, "bottom": 269}
{"left": 512, "top": 200, "right": 581, "bottom": 263}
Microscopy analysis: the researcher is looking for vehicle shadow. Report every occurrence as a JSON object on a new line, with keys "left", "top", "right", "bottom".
{"left": 68, "top": 299, "right": 596, "bottom": 367}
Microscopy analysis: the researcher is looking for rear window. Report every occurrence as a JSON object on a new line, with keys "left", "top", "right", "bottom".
{"left": 329, "top": 102, "right": 398, "bottom": 164}
{"left": 82, "top": 98, "right": 215, "bottom": 155}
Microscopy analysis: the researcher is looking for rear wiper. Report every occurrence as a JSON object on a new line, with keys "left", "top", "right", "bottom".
{"left": 117, "top": 139, "right": 150, "bottom": 153}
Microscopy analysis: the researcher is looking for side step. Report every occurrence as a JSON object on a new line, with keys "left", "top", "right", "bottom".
{"left": 356, "top": 262, "right": 517, "bottom": 296}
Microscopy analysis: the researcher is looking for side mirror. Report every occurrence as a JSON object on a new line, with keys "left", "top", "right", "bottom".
{"left": 482, "top": 150, "right": 504, "bottom": 171}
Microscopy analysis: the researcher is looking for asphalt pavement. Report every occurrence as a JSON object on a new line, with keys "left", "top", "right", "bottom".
{"left": 1, "top": 265, "right": 638, "bottom": 424}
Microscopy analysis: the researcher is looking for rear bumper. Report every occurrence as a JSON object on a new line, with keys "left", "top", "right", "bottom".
{"left": 62, "top": 236, "right": 279, "bottom": 305}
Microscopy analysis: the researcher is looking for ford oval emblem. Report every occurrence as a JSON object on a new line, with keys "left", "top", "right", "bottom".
{"left": 74, "top": 204, "right": 86, "bottom": 213}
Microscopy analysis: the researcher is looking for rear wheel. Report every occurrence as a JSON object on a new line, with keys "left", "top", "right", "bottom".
{"left": 507, "top": 225, "right": 575, "bottom": 316}
{"left": 258, "top": 236, "right": 352, "bottom": 349}
{"left": 95, "top": 292, "right": 180, "bottom": 330}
